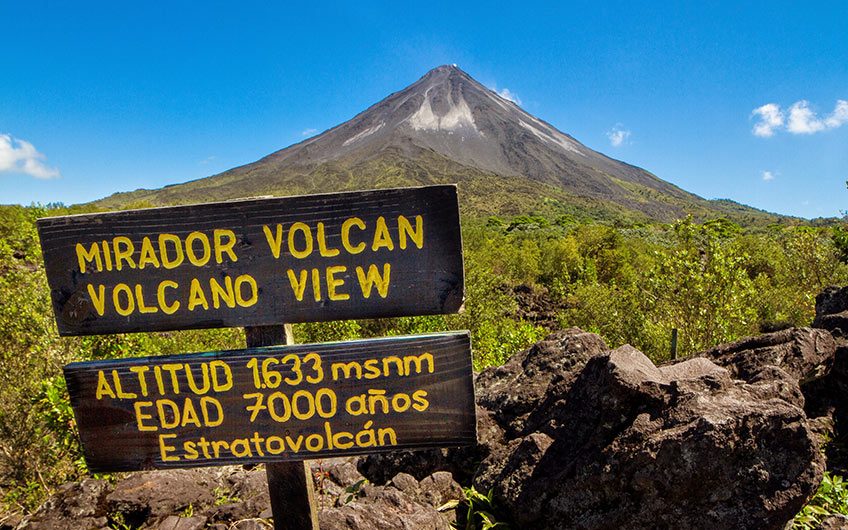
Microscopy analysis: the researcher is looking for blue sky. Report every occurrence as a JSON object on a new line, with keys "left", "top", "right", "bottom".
{"left": 1, "top": 1, "right": 846, "bottom": 218}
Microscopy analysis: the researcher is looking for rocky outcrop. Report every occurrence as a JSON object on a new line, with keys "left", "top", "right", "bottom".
{"left": 810, "top": 287, "right": 848, "bottom": 477}
{"left": 700, "top": 327, "right": 835, "bottom": 385}
{"left": 471, "top": 335, "right": 824, "bottom": 529}
{"left": 358, "top": 328, "right": 608, "bottom": 484}
{"left": 359, "top": 326, "right": 829, "bottom": 530}
{"left": 17, "top": 461, "right": 459, "bottom": 530}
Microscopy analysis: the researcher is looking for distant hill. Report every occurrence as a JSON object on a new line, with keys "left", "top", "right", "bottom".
{"left": 94, "top": 65, "right": 783, "bottom": 224}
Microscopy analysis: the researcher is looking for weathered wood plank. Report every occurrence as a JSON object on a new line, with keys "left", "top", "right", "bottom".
{"left": 38, "top": 185, "right": 464, "bottom": 335}
{"left": 63, "top": 331, "right": 475, "bottom": 473}
{"left": 246, "top": 324, "right": 320, "bottom": 530}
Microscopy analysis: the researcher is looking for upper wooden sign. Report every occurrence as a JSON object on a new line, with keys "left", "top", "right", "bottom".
{"left": 37, "top": 186, "right": 464, "bottom": 336}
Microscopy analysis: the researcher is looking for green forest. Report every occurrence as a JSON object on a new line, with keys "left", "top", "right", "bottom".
{"left": 2, "top": 202, "right": 847, "bottom": 518}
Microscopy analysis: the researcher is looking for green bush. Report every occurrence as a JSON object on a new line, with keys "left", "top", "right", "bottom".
{"left": 795, "top": 473, "right": 848, "bottom": 528}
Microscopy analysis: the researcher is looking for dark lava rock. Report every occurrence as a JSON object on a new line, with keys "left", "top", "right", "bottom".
{"left": 18, "top": 460, "right": 457, "bottom": 530}
{"left": 358, "top": 328, "right": 607, "bottom": 484}
{"left": 318, "top": 469, "right": 460, "bottom": 530}
{"left": 19, "top": 478, "right": 110, "bottom": 530}
{"left": 814, "top": 286, "right": 848, "bottom": 336}
{"left": 359, "top": 328, "right": 827, "bottom": 529}
{"left": 818, "top": 514, "right": 848, "bottom": 529}
{"left": 701, "top": 327, "right": 835, "bottom": 385}
{"left": 105, "top": 468, "right": 220, "bottom": 521}
{"left": 157, "top": 515, "right": 207, "bottom": 530}
{"left": 474, "top": 341, "right": 824, "bottom": 529}
{"left": 811, "top": 286, "right": 848, "bottom": 476}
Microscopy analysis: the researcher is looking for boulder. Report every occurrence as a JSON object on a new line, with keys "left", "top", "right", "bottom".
{"left": 468, "top": 330, "right": 826, "bottom": 530}
{"left": 358, "top": 328, "right": 607, "bottom": 483}
{"left": 700, "top": 327, "right": 835, "bottom": 386}
{"left": 317, "top": 470, "right": 459, "bottom": 530}
{"left": 811, "top": 287, "right": 848, "bottom": 476}
{"left": 105, "top": 468, "right": 220, "bottom": 521}
{"left": 814, "top": 286, "right": 848, "bottom": 336}
{"left": 18, "top": 478, "right": 110, "bottom": 530}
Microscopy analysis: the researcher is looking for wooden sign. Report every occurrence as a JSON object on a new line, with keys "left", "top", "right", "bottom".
{"left": 37, "top": 185, "right": 464, "bottom": 336}
{"left": 63, "top": 331, "right": 475, "bottom": 472}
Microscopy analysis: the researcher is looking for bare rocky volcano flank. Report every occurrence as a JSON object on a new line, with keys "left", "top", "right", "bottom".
{"left": 95, "top": 65, "right": 778, "bottom": 223}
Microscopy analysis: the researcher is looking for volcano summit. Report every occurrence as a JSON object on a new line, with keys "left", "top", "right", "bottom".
{"left": 97, "top": 65, "right": 775, "bottom": 223}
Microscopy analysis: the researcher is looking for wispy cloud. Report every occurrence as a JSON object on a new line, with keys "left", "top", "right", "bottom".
{"left": 497, "top": 88, "right": 522, "bottom": 105}
{"left": 752, "top": 100, "right": 848, "bottom": 137}
{"left": 199, "top": 155, "right": 216, "bottom": 165}
{"left": 487, "top": 83, "right": 522, "bottom": 106}
{"left": 762, "top": 170, "right": 776, "bottom": 182}
{"left": 301, "top": 128, "right": 318, "bottom": 137}
{"left": 751, "top": 103, "right": 784, "bottom": 137}
{"left": 0, "top": 134, "right": 60, "bottom": 179}
{"left": 606, "top": 124, "right": 631, "bottom": 147}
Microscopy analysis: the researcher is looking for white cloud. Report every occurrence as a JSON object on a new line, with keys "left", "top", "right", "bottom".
{"left": 606, "top": 125, "right": 631, "bottom": 147}
{"left": 199, "top": 155, "right": 216, "bottom": 165}
{"left": 497, "top": 88, "right": 522, "bottom": 105}
{"left": 751, "top": 103, "right": 784, "bottom": 137}
{"left": 0, "top": 134, "right": 60, "bottom": 179}
{"left": 762, "top": 170, "right": 776, "bottom": 181}
{"left": 301, "top": 128, "right": 318, "bottom": 137}
{"left": 752, "top": 99, "right": 848, "bottom": 136}
{"left": 787, "top": 100, "right": 827, "bottom": 134}
{"left": 826, "top": 100, "right": 848, "bottom": 128}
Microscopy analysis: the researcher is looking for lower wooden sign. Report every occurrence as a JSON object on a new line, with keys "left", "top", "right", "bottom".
{"left": 64, "top": 332, "right": 475, "bottom": 472}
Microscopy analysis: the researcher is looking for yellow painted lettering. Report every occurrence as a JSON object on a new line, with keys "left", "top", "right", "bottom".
{"left": 134, "top": 401, "right": 156, "bottom": 431}
{"left": 101, "top": 240, "right": 113, "bottom": 271}
{"left": 287, "top": 222, "right": 313, "bottom": 259}
{"left": 263, "top": 224, "right": 284, "bottom": 259}
{"left": 311, "top": 268, "right": 322, "bottom": 301}
{"left": 317, "top": 222, "right": 340, "bottom": 257}
{"left": 76, "top": 242, "right": 102, "bottom": 273}
{"left": 96, "top": 370, "right": 116, "bottom": 399}
{"left": 398, "top": 215, "right": 424, "bottom": 249}
{"left": 234, "top": 274, "right": 258, "bottom": 307}
{"left": 113, "top": 283, "right": 135, "bottom": 316}
{"left": 112, "top": 370, "right": 137, "bottom": 399}
{"left": 209, "top": 276, "right": 235, "bottom": 309}
{"left": 157, "top": 280, "right": 180, "bottom": 314}
{"left": 159, "top": 434, "right": 180, "bottom": 461}
{"left": 138, "top": 237, "right": 161, "bottom": 269}
{"left": 200, "top": 397, "right": 224, "bottom": 427}
{"left": 287, "top": 269, "right": 308, "bottom": 301}
{"left": 185, "top": 231, "right": 211, "bottom": 266}
{"left": 158, "top": 234, "right": 184, "bottom": 269}
{"left": 135, "top": 284, "right": 158, "bottom": 314}
{"left": 130, "top": 366, "right": 150, "bottom": 397}
{"left": 341, "top": 217, "right": 366, "bottom": 254}
{"left": 87, "top": 284, "right": 106, "bottom": 316}
{"left": 156, "top": 399, "right": 180, "bottom": 429}
{"left": 326, "top": 265, "right": 349, "bottom": 301}
{"left": 214, "top": 229, "right": 238, "bottom": 264}
{"left": 113, "top": 236, "right": 136, "bottom": 270}
{"left": 371, "top": 216, "right": 394, "bottom": 251}
{"left": 180, "top": 398, "right": 201, "bottom": 428}
{"left": 356, "top": 263, "right": 391, "bottom": 298}
{"left": 188, "top": 278, "right": 209, "bottom": 311}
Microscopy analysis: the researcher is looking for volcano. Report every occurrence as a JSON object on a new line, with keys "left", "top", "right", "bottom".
{"left": 96, "top": 65, "right": 776, "bottom": 223}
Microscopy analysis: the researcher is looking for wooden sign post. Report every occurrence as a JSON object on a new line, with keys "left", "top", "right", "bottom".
{"left": 38, "top": 185, "right": 473, "bottom": 530}
{"left": 246, "top": 324, "right": 319, "bottom": 530}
